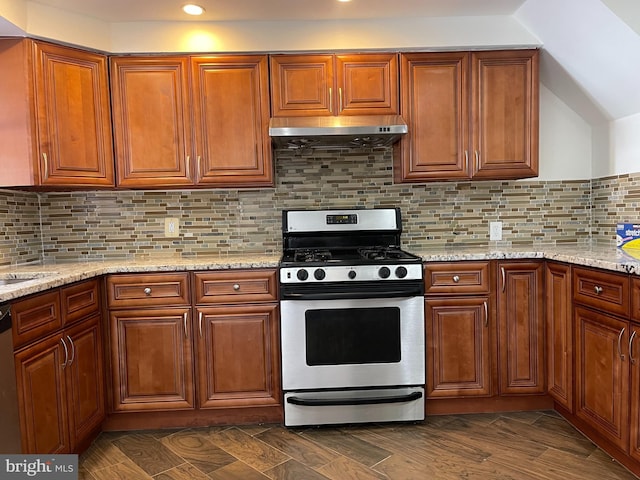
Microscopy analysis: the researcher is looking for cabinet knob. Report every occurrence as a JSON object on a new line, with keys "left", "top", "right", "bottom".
{"left": 233, "top": 284, "right": 240, "bottom": 291}
{"left": 452, "top": 275, "right": 460, "bottom": 283}
{"left": 144, "top": 287, "right": 152, "bottom": 296}
{"left": 594, "top": 286, "right": 603, "bottom": 295}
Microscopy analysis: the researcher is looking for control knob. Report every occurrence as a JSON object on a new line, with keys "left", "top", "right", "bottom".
{"left": 297, "top": 269, "right": 309, "bottom": 281}
{"left": 348, "top": 270, "right": 357, "bottom": 280}
{"left": 314, "top": 268, "right": 326, "bottom": 280}
{"left": 395, "top": 266, "right": 408, "bottom": 278}
{"left": 378, "top": 266, "right": 391, "bottom": 279}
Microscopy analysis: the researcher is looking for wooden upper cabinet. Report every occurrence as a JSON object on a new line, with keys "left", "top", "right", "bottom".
{"left": 110, "top": 56, "right": 193, "bottom": 188}
{"left": 191, "top": 56, "right": 273, "bottom": 187}
{"left": 270, "top": 53, "right": 398, "bottom": 117}
{"left": 0, "top": 39, "right": 114, "bottom": 187}
{"left": 396, "top": 49, "right": 539, "bottom": 183}
{"left": 471, "top": 50, "right": 539, "bottom": 179}
{"left": 397, "top": 52, "right": 470, "bottom": 182}
{"left": 111, "top": 55, "right": 272, "bottom": 188}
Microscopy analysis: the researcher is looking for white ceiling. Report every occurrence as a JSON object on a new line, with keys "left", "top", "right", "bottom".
{"left": 29, "top": 0, "right": 528, "bottom": 22}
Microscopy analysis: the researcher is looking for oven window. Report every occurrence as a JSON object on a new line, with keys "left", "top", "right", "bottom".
{"left": 305, "top": 307, "right": 401, "bottom": 365}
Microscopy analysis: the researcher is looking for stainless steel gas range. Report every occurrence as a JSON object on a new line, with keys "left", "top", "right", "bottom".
{"left": 279, "top": 208, "right": 425, "bottom": 426}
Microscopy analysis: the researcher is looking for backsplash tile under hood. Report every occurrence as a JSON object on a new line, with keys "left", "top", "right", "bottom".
{"left": 1, "top": 149, "right": 635, "bottom": 265}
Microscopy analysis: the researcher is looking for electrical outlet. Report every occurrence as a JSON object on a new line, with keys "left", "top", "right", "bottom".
{"left": 164, "top": 217, "right": 179, "bottom": 238}
{"left": 489, "top": 221, "right": 503, "bottom": 241}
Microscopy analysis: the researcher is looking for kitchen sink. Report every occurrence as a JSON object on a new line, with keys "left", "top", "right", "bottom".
{"left": 0, "top": 273, "right": 55, "bottom": 286}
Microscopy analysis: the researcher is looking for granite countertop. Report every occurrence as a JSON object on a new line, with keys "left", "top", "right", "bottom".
{"left": 1, "top": 245, "right": 639, "bottom": 303}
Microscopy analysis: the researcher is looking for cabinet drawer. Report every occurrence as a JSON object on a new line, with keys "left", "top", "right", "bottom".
{"left": 12, "top": 290, "right": 61, "bottom": 349}
{"left": 425, "top": 262, "right": 490, "bottom": 294}
{"left": 106, "top": 273, "right": 190, "bottom": 308}
{"left": 194, "top": 270, "right": 277, "bottom": 304}
{"left": 573, "top": 266, "right": 629, "bottom": 317}
{"left": 61, "top": 279, "right": 100, "bottom": 326}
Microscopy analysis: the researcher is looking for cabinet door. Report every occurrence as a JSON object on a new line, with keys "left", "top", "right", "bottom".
{"left": 270, "top": 54, "right": 334, "bottom": 117}
{"left": 109, "top": 308, "right": 194, "bottom": 411}
{"left": 426, "top": 297, "right": 491, "bottom": 397}
{"left": 575, "top": 306, "right": 629, "bottom": 451}
{"left": 497, "top": 261, "right": 545, "bottom": 394}
{"left": 14, "top": 334, "right": 70, "bottom": 454}
{"left": 110, "top": 57, "right": 193, "bottom": 187}
{"left": 33, "top": 41, "right": 114, "bottom": 187}
{"left": 195, "top": 305, "right": 280, "bottom": 409}
{"left": 546, "top": 262, "right": 573, "bottom": 411}
{"left": 64, "top": 315, "right": 105, "bottom": 451}
{"left": 335, "top": 53, "right": 398, "bottom": 115}
{"left": 191, "top": 56, "right": 273, "bottom": 187}
{"left": 471, "top": 50, "right": 539, "bottom": 179}
{"left": 630, "top": 323, "right": 640, "bottom": 461}
{"left": 396, "top": 52, "right": 470, "bottom": 182}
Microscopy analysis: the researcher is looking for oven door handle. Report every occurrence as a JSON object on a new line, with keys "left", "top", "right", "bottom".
{"left": 286, "top": 391, "right": 422, "bottom": 407}
{"left": 282, "top": 290, "right": 422, "bottom": 301}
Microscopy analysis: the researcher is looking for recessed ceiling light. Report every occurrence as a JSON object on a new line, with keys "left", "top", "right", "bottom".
{"left": 182, "top": 4, "right": 205, "bottom": 15}
{"left": 337, "top": 0, "right": 352, "bottom": 2}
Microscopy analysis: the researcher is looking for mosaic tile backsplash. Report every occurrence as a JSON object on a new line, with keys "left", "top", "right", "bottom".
{"left": 0, "top": 149, "right": 636, "bottom": 265}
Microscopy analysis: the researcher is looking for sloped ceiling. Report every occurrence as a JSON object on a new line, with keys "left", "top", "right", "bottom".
{"left": 1, "top": 0, "right": 639, "bottom": 125}
{"left": 516, "top": 0, "right": 640, "bottom": 123}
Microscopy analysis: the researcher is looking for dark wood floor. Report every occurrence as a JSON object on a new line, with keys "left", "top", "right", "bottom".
{"left": 79, "top": 410, "right": 638, "bottom": 479}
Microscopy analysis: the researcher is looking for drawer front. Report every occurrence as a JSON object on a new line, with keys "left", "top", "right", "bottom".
{"left": 61, "top": 279, "right": 100, "bottom": 326}
{"left": 194, "top": 269, "right": 277, "bottom": 304}
{"left": 12, "top": 290, "right": 61, "bottom": 349}
{"left": 107, "top": 273, "right": 190, "bottom": 308}
{"left": 425, "top": 262, "right": 490, "bottom": 294}
{"left": 573, "top": 266, "right": 629, "bottom": 317}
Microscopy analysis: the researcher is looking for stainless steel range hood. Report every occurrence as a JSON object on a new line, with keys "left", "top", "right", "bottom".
{"left": 269, "top": 115, "right": 408, "bottom": 150}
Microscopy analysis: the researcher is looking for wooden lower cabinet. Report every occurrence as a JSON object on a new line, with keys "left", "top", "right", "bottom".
{"left": 426, "top": 297, "right": 491, "bottom": 397}
{"left": 195, "top": 304, "right": 280, "bottom": 409}
{"left": 574, "top": 306, "right": 629, "bottom": 451}
{"left": 109, "top": 307, "right": 194, "bottom": 411}
{"left": 12, "top": 281, "right": 104, "bottom": 454}
{"left": 497, "top": 261, "right": 545, "bottom": 394}
{"left": 545, "top": 262, "right": 573, "bottom": 411}
{"left": 15, "top": 333, "right": 70, "bottom": 454}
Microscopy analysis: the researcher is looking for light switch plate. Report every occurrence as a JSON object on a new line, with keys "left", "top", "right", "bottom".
{"left": 489, "top": 221, "right": 503, "bottom": 241}
{"left": 165, "top": 217, "right": 180, "bottom": 238}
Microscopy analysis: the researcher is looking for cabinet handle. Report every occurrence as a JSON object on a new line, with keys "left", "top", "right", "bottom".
{"left": 42, "top": 153, "right": 49, "bottom": 180}
{"left": 329, "top": 87, "right": 333, "bottom": 114}
{"left": 483, "top": 301, "right": 488, "bottom": 327}
{"left": 594, "top": 286, "right": 603, "bottom": 295}
{"left": 186, "top": 155, "right": 190, "bottom": 179}
{"left": 198, "top": 311, "right": 203, "bottom": 338}
{"left": 464, "top": 150, "right": 469, "bottom": 170}
{"left": 501, "top": 267, "right": 506, "bottom": 292}
{"left": 475, "top": 150, "right": 479, "bottom": 169}
{"left": 339, "top": 87, "right": 343, "bottom": 113}
{"left": 67, "top": 335, "right": 75, "bottom": 366}
{"left": 183, "top": 312, "right": 189, "bottom": 339}
{"left": 452, "top": 275, "right": 460, "bottom": 283}
{"left": 144, "top": 287, "right": 152, "bottom": 296}
{"left": 196, "top": 156, "right": 201, "bottom": 181}
{"left": 60, "top": 338, "right": 69, "bottom": 369}
{"left": 630, "top": 331, "right": 637, "bottom": 365}
{"left": 618, "top": 327, "right": 626, "bottom": 360}
{"left": 233, "top": 283, "right": 241, "bottom": 291}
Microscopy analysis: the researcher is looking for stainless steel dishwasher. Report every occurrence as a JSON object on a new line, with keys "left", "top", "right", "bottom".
{"left": 0, "top": 303, "right": 21, "bottom": 453}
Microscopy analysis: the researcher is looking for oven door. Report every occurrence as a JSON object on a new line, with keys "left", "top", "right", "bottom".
{"left": 280, "top": 296, "right": 425, "bottom": 391}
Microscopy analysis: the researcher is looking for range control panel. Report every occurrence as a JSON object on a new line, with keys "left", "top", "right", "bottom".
{"left": 279, "top": 264, "right": 423, "bottom": 283}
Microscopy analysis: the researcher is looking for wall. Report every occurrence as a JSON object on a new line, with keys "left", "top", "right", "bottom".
{"left": 26, "top": 150, "right": 591, "bottom": 262}
{"left": 0, "top": 189, "right": 41, "bottom": 266}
